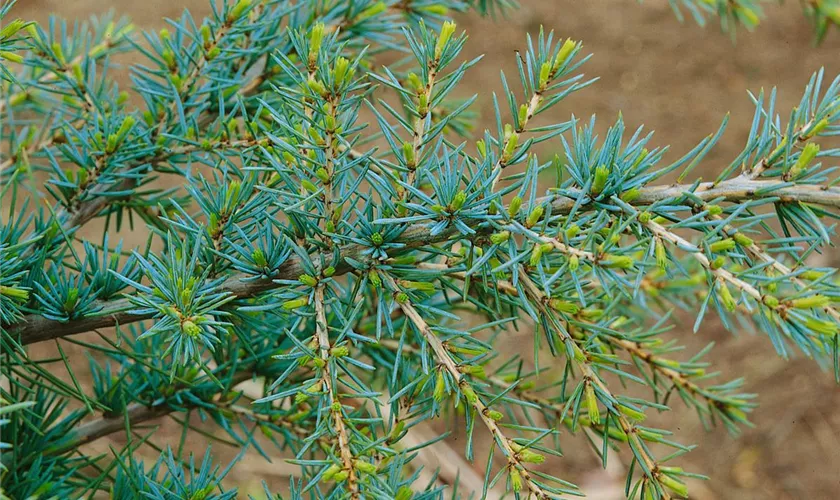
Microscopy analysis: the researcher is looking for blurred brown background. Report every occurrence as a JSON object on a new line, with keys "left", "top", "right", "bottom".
{"left": 9, "top": 0, "right": 840, "bottom": 498}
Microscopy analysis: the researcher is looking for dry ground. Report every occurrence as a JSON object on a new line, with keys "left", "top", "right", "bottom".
{"left": 8, "top": 0, "right": 840, "bottom": 498}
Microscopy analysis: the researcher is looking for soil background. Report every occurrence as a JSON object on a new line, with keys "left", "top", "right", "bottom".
{"left": 8, "top": 0, "right": 840, "bottom": 498}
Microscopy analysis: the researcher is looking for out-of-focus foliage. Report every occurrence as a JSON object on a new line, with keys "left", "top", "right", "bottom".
{"left": 670, "top": 0, "right": 840, "bottom": 41}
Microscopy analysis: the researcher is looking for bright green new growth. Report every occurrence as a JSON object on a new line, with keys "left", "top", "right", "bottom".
{"left": 2, "top": 0, "right": 840, "bottom": 498}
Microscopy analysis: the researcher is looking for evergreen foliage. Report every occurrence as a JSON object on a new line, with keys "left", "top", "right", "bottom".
{"left": 2, "top": 0, "right": 840, "bottom": 498}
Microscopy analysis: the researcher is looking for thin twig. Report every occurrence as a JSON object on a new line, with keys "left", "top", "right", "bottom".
{"left": 314, "top": 284, "right": 360, "bottom": 498}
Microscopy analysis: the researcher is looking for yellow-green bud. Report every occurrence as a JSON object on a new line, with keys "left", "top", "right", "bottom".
{"left": 603, "top": 255, "right": 633, "bottom": 269}
{"left": 389, "top": 421, "right": 406, "bottom": 441}
{"left": 618, "top": 404, "right": 646, "bottom": 422}
{"left": 763, "top": 295, "right": 779, "bottom": 308}
{"left": 0, "top": 19, "right": 26, "bottom": 41}
{"left": 448, "top": 344, "right": 486, "bottom": 355}
{"left": 486, "top": 409, "right": 503, "bottom": 421}
{"left": 308, "top": 25, "right": 326, "bottom": 61}
{"left": 200, "top": 24, "right": 211, "bottom": 46}
{"left": 461, "top": 384, "right": 478, "bottom": 405}
{"left": 25, "top": 23, "right": 41, "bottom": 43}
{"left": 417, "top": 93, "right": 429, "bottom": 115}
{"left": 476, "top": 139, "right": 487, "bottom": 158}
{"left": 526, "top": 205, "right": 544, "bottom": 227}
{"left": 252, "top": 249, "right": 268, "bottom": 270}
{"left": 0, "top": 51, "right": 24, "bottom": 64}
{"left": 407, "top": 72, "right": 423, "bottom": 92}
{"left": 553, "top": 38, "right": 577, "bottom": 70}
{"left": 357, "top": 1, "right": 387, "bottom": 21}
{"left": 800, "top": 269, "right": 825, "bottom": 281}
{"left": 806, "top": 317, "right": 838, "bottom": 337}
{"left": 529, "top": 243, "right": 543, "bottom": 266}
{"left": 228, "top": 0, "right": 252, "bottom": 21}
{"left": 368, "top": 269, "right": 382, "bottom": 288}
{"left": 549, "top": 299, "right": 580, "bottom": 314}
{"left": 790, "top": 294, "right": 830, "bottom": 309}
{"left": 283, "top": 297, "right": 309, "bottom": 310}
{"left": 369, "top": 231, "right": 384, "bottom": 246}
{"left": 581, "top": 307, "right": 603, "bottom": 320}
{"left": 621, "top": 188, "right": 640, "bottom": 202}
{"left": 451, "top": 190, "right": 466, "bottom": 211}
{"left": 116, "top": 116, "right": 136, "bottom": 143}
{"left": 299, "top": 274, "right": 318, "bottom": 286}
{"left": 333, "top": 56, "right": 353, "bottom": 86}
{"left": 395, "top": 486, "right": 414, "bottom": 500}
{"left": 401, "top": 280, "right": 435, "bottom": 293}
{"left": 733, "top": 232, "right": 753, "bottom": 247}
{"left": 433, "top": 370, "right": 446, "bottom": 402}
{"left": 490, "top": 231, "right": 510, "bottom": 245}
{"left": 591, "top": 165, "right": 609, "bottom": 195}
{"left": 354, "top": 459, "right": 377, "bottom": 474}
{"left": 717, "top": 281, "right": 736, "bottom": 312}
{"left": 460, "top": 364, "right": 486, "bottom": 379}
{"left": 538, "top": 61, "right": 552, "bottom": 89}
{"left": 659, "top": 474, "right": 688, "bottom": 498}
{"left": 106, "top": 134, "right": 119, "bottom": 154}
{"left": 808, "top": 117, "right": 830, "bottom": 138}
{"left": 518, "top": 103, "right": 529, "bottom": 126}
{"left": 51, "top": 42, "right": 66, "bottom": 65}
{"left": 585, "top": 383, "right": 600, "bottom": 425}
{"left": 707, "top": 204, "right": 723, "bottom": 216}
{"left": 508, "top": 196, "right": 522, "bottom": 218}
{"left": 655, "top": 239, "right": 667, "bottom": 270}
{"left": 502, "top": 131, "right": 519, "bottom": 162}
{"left": 322, "top": 464, "right": 341, "bottom": 481}
{"left": 509, "top": 467, "right": 523, "bottom": 492}
{"left": 0, "top": 286, "right": 29, "bottom": 301}
{"left": 331, "top": 345, "right": 350, "bottom": 357}
{"left": 709, "top": 238, "right": 736, "bottom": 253}
{"left": 788, "top": 142, "right": 819, "bottom": 179}
{"left": 519, "top": 449, "right": 545, "bottom": 464}
{"left": 181, "top": 320, "right": 201, "bottom": 338}
{"left": 307, "top": 77, "right": 326, "bottom": 96}
{"left": 63, "top": 288, "right": 79, "bottom": 313}
{"left": 435, "top": 21, "right": 457, "bottom": 59}
{"left": 402, "top": 141, "right": 415, "bottom": 168}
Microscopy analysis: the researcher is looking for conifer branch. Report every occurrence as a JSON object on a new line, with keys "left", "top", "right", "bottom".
{"left": 517, "top": 272, "right": 683, "bottom": 499}
{"left": 0, "top": 21, "right": 133, "bottom": 116}
{"left": 11, "top": 176, "right": 840, "bottom": 345}
{"left": 418, "top": 261, "right": 753, "bottom": 427}
{"left": 385, "top": 273, "right": 559, "bottom": 499}
{"left": 5, "top": 3, "right": 840, "bottom": 497}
